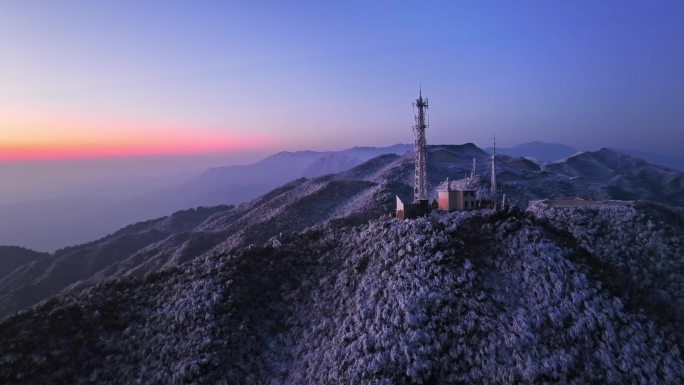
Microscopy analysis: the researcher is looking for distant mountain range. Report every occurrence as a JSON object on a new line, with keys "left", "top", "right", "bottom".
{"left": 1, "top": 192, "right": 682, "bottom": 383}
{"left": 0, "top": 144, "right": 411, "bottom": 252}
{"left": 3, "top": 141, "right": 681, "bottom": 253}
{"left": 1, "top": 143, "right": 683, "bottom": 383}
{"left": 487, "top": 141, "right": 684, "bottom": 171}
{"left": 610, "top": 147, "right": 684, "bottom": 172}
{"left": 0, "top": 144, "right": 682, "bottom": 320}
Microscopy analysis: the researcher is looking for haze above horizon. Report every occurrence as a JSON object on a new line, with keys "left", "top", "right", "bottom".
{"left": 1, "top": 1, "right": 683, "bottom": 161}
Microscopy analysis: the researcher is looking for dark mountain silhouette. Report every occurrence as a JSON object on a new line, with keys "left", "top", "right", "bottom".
{"left": 488, "top": 141, "right": 684, "bottom": 172}
{"left": 0, "top": 202, "right": 682, "bottom": 384}
{"left": 0, "top": 246, "right": 49, "bottom": 278}
{"left": 0, "top": 145, "right": 682, "bottom": 320}
{"left": 96, "top": 144, "right": 412, "bottom": 227}
{"left": 0, "top": 144, "right": 411, "bottom": 253}
{"left": 610, "top": 147, "right": 684, "bottom": 172}
{"left": 0, "top": 206, "right": 232, "bottom": 318}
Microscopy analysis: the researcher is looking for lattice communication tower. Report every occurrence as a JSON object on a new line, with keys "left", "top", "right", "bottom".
{"left": 413, "top": 90, "right": 429, "bottom": 202}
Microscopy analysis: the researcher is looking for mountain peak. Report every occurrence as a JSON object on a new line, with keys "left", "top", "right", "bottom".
{"left": 1, "top": 206, "right": 682, "bottom": 384}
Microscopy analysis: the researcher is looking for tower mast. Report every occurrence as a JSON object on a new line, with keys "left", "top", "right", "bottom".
{"left": 471, "top": 157, "right": 476, "bottom": 179}
{"left": 413, "top": 89, "right": 429, "bottom": 202}
{"left": 491, "top": 135, "right": 497, "bottom": 194}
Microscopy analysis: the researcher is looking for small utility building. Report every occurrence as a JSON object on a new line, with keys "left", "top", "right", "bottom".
{"left": 437, "top": 181, "right": 476, "bottom": 211}
{"left": 396, "top": 196, "right": 429, "bottom": 220}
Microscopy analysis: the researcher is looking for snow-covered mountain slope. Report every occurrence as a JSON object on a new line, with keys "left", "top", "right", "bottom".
{"left": 0, "top": 205, "right": 682, "bottom": 384}
{"left": 0, "top": 247, "right": 49, "bottom": 278}
{"left": 301, "top": 153, "right": 363, "bottom": 177}
{"left": 611, "top": 148, "right": 684, "bottom": 172}
{"left": 487, "top": 142, "right": 684, "bottom": 172}
{"left": 110, "top": 144, "right": 413, "bottom": 225}
{"left": 0, "top": 206, "right": 232, "bottom": 318}
{"left": 528, "top": 201, "right": 684, "bottom": 327}
{"left": 486, "top": 148, "right": 684, "bottom": 208}
{"left": 0, "top": 145, "right": 682, "bottom": 319}
{"left": 0, "top": 153, "right": 408, "bottom": 318}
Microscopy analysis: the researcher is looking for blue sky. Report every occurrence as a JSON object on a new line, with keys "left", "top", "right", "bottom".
{"left": 1, "top": 0, "right": 682, "bottom": 157}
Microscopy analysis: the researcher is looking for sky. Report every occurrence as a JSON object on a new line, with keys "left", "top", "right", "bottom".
{"left": 1, "top": 0, "right": 683, "bottom": 161}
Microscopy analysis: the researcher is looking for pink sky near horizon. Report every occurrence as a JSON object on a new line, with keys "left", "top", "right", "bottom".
{"left": 0, "top": 107, "right": 277, "bottom": 161}
{"left": 1, "top": 2, "right": 682, "bottom": 162}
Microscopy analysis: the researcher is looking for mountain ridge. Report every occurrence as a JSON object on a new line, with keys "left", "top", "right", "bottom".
{"left": 0, "top": 145, "right": 682, "bottom": 319}
{"left": 0, "top": 204, "right": 681, "bottom": 384}
{"left": 4, "top": 142, "right": 681, "bottom": 252}
{"left": 0, "top": 144, "right": 412, "bottom": 252}
{"left": 487, "top": 141, "right": 684, "bottom": 171}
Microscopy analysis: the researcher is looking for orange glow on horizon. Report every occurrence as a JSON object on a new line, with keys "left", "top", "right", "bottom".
{"left": 0, "top": 108, "right": 274, "bottom": 160}
{"left": 0, "top": 139, "right": 269, "bottom": 161}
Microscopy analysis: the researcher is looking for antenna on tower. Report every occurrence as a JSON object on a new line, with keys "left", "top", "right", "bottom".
{"left": 412, "top": 88, "right": 429, "bottom": 203}
{"left": 471, "top": 157, "right": 476, "bottom": 179}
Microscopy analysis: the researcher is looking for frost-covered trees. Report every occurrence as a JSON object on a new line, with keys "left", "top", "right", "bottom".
{"left": 0, "top": 207, "right": 682, "bottom": 384}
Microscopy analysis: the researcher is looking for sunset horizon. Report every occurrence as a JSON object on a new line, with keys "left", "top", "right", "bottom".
{"left": 3, "top": 1, "right": 683, "bottom": 162}
{"left": 1, "top": 2, "right": 684, "bottom": 383}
